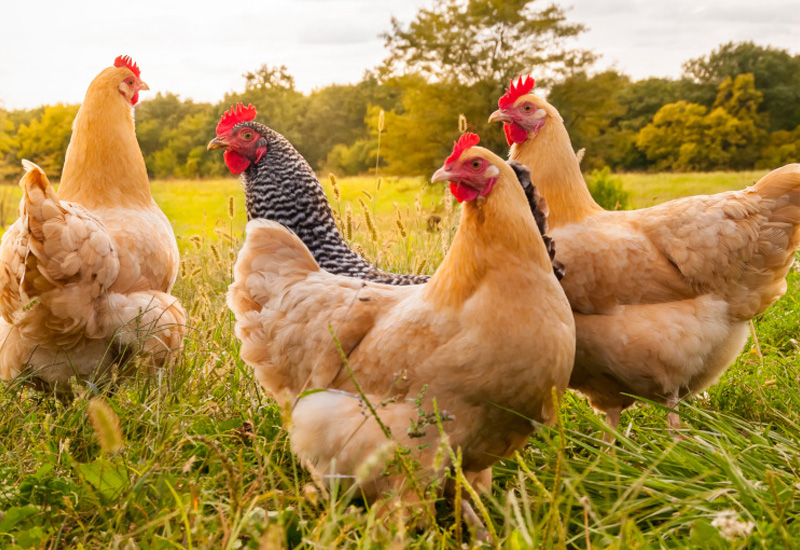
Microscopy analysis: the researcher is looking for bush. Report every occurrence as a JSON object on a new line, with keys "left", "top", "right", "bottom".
{"left": 324, "top": 139, "right": 376, "bottom": 176}
{"left": 586, "top": 166, "right": 631, "bottom": 210}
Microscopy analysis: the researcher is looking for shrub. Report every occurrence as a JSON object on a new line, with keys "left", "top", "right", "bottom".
{"left": 586, "top": 166, "right": 631, "bottom": 210}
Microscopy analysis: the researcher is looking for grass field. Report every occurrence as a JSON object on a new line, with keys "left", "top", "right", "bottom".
{"left": 1, "top": 171, "right": 799, "bottom": 548}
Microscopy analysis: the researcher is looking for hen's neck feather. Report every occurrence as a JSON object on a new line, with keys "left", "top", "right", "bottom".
{"left": 423, "top": 170, "right": 552, "bottom": 308}
{"left": 511, "top": 119, "right": 602, "bottom": 227}
{"left": 58, "top": 72, "right": 151, "bottom": 208}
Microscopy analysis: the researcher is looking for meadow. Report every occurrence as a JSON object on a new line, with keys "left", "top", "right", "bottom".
{"left": 0, "top": 171, "right": 799, "bottom": 549}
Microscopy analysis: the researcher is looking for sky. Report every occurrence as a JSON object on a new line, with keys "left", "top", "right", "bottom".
{"left": 1, "top": 0, "right": 798, "bottom": 110}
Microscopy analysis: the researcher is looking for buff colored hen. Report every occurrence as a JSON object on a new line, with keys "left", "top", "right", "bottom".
{"left": 490, "top": 75, "right": 800, "bottom": 436}
{"left": 228, "top": 134, "right": 575, "bottom": 520}
{"left": 0, "top": 56, "right": 185, "bottom": 397}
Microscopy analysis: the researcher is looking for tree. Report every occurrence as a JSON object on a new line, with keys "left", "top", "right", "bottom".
{"left": 636, "top": 73, "right": 766, "bottom": 171}
{"left": 135, "top": 93, "right": 215, "bottom": 177}
{"left": 711, "top": 73, "right": 767, "bottom": 168}
{"left": 243, "top": 64, "right": 296, "bottom": 92}
{"left": 368, "top": 76, "right": 508, "bottom": 176}
{"left": 15, "top": 104, "right": 79, "bottom": 178}
{"left": 224, "top": 64, "right": 308, "bottom": 161}
{"left": 381, "top": 0, "right": 594, "bottom": 85}
{"left": 0, "top": 109, "right": 18, "bottom": 181}
{"left": 297, "top": 75, "right": 405, "bottom": 170}
{"left": 547, "top": 71, "right": 630, "bottom": 169}
{"left": 683, "top": 42, "right": 800, "bottom": 131}
{"left": 375, "top": 0, "right": 594, "bottom": 176}
{"left": 758, "top": 126, "right": 800, "bottom": 168}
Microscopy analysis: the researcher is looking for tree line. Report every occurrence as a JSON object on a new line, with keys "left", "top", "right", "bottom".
{"left": 1, "top": 0, "right": 799, "bottom": 183}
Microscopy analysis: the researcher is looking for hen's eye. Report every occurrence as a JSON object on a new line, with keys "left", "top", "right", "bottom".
{"left": 243, "top": 132, "right": 253, "bottom": 140}
{"left": 471, "top": 160, "right": 481, "bottom": 169}
{"left": 523, "top": 104, "right": 532, "bottom": 112}
{"left": 127, "top": 79, "right": 134, "bottom": 86}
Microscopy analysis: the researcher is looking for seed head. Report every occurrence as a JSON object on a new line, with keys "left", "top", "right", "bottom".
{"left": 329, "top": 173, "right": 340, "bottom": 201}
{"left": 87, "top": 397, "right": 124, "bottom": 454}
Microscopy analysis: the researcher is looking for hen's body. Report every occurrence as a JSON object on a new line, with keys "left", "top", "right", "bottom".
{"left": 504, "top": 93, "right": 800, "bottom": 425}
{"left": 58, "top": 67, "right": 179, "bottom": 294}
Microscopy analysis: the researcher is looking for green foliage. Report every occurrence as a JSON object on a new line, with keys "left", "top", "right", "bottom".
{"left": 758, "top": 125, "right": 800, "bottom": 168}
{"left": 684, "top": 41, "right": 800, "bottom": 131}
{"left": 14, "top": 104, "right": 79, "bottom": 178}
{"left": 548, "top": 71, "right": 632, "bottom": 170}
{"left": 382, "top": 0, "right": 594, "bottom": 84}
{"left": 324, "top": 139, "right": 376, "bottom": 175}
{"left": 636, "top": 74, "right": 766, "bottom": 171}
{"left": 586, "top": 166, "right": 630, "bottom": 210}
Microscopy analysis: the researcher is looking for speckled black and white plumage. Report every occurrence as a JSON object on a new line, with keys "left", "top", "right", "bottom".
{"left": 236, "top": 121, "right": 429, "bottom": 285}
{"left": 509, "top": 160, "right": 565, "bottom": 281}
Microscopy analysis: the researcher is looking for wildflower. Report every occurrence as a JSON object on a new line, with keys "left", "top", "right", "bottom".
{"left": 711, "top": 511, "right": 755, "bottom": 540}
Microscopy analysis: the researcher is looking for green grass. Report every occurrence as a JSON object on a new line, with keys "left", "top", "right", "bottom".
{"left": 620, "top": 170, "right": 769, "bottom": 208}
{"left": 1, "top": 172, "right": 799, "bottom": 548}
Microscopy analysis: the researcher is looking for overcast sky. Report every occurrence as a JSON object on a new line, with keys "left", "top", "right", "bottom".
{"left": 1, "top": 0, "right": 798, "bottom": 110}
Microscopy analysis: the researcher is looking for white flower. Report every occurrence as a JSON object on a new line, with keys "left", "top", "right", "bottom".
{"left": 711, "top": 510, "right": 755, "bottom": 540}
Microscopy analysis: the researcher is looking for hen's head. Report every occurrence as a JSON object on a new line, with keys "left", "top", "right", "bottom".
{"left": 107, "top": 55, "right": 149, "bottom": 106}
{"left": 488, "top": 75, "right": 559, "bottom": 146}
{"left": 431, "top": 133, "right": 502, "bottom": 203}
{"left": 207, "top": 103, "right": 268, "bottom": 175}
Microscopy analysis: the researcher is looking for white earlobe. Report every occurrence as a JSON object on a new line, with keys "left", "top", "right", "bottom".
{"left": 533, "top": 108, "right": 547, "bottom": 120}
{"left": 486, "top": 165, "right": 500, "bottom": 177}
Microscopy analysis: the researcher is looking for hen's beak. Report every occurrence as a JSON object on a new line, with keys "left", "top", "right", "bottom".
{"left": 488, "top": 109, "right": 512, "bottom": 124}
{"left": 139, "top": 81, "right": 150, "bottom": 91}
{"left": 207, "top": 137, "right": 230, "bottom": 151}
{"left": 431, "top": 167, "right": 454, "bottom": 184}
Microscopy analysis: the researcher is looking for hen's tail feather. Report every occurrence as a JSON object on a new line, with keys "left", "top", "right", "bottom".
{"left": 738, "top": 163, "right": 800, "bottom": 317}
{"left": 228, "top": 219, "right": 321, "bottom": 316}
{"left": 17, "top": 161, "right": 118, "bottom": 298}
{"left": 20, "top": 161, "right": 65, "bottom": 294}
{"left": 508, "top": 160, "right": 565, "bottom": 280}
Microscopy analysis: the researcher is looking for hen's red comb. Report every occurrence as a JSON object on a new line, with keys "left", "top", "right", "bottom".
{"left": 446, "top": 133, "right": 480, "bottom": 165}
{"left": 498, "top": 75, "right": 535, "bottom": 109}
{"left": 114, "top": 55, "right": 141, "bottom": 78}
{"left": 217, "top": 103, "right": 258, "bottom": 135}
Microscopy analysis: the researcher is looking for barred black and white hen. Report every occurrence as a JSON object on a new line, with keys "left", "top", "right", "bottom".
{"left": 207, "top": 103, "right": 563, "bottom": 284}
{"left": 207, "top": 104, "right": 426, "bottom": 285}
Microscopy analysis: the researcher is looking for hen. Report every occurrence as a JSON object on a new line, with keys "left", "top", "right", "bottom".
{"left": 208, "top": 103, "right": 426, "bottom": 285}
{"left": 227, "top": 134, "right": 575, "bottom": 517}
{"left": 207, "top": 103, "right": 563, "bottom": 283}
{"left": 0, "top": 56, "right": 185, "bottom": 396}
{"left": 490, "top": 75, "right": 800, "bottom": 434}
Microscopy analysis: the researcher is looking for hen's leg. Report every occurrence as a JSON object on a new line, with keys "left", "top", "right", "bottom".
{"left": 666, "top": 392, "right": 686, "bottom": 440}
{"left": 461, "top": 498, "right": 490, "bottom": 543}
{"left": 603, "top": 406, "right": 621, "bottom": 444}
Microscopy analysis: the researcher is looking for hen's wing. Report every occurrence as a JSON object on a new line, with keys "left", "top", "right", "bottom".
{"left": 642, "top": 164, "right": 800, "bottom": 318}
{"left": 559, "top": 165, "right": 800, "bottom": 318}
{"left": 228, "top": 219, "right": 410, "bottom": 404}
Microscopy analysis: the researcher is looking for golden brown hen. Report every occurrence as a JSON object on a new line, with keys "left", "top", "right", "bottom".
{"left": 227, "top": 133, "right": 575, "bottom": 518}
{"left": 490, "top": 76, "right": 800, "bottom": 436}
{"left": 0, "top": 56, "right": 185, "bottom": 396}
